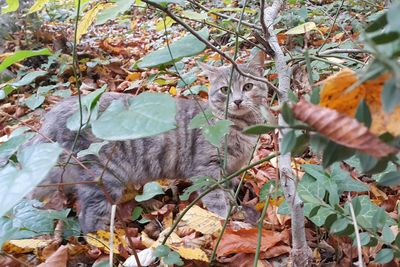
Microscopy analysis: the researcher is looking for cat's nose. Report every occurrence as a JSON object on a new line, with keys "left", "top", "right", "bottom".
{"left": 234, "top": 99, "right": 243, "bottom": 107}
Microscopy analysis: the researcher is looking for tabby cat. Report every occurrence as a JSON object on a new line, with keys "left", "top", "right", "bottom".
{"left": 29, "top": 52, "right": 268, "bottom": 233}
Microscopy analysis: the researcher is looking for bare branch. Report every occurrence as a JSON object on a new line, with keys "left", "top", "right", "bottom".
{"left": 187, "top": 0, "right": 262, "bottom": 30}
{"left": 260, "top": 0, "right": 313, "bottom": 265}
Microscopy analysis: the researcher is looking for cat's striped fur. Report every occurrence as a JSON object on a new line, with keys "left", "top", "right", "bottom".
{"left": 29, "top": 53, "right": 267, "bottom": 233}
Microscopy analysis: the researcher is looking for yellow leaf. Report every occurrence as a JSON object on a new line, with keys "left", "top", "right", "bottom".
{"left": 169, "top": 86, "right": 177, "bottom": 96}
{"left": 126, "top": 72, "right": 142, "bottom": 81}
{"left": 320, "top": 68, "right": 400, "bottom": 136}
{"left": 76, "top": 3, "right": 114, "bottom": 43}
{"left": 178, "top": 205, "right": 223, "bottom": 235}
{"left": 142, "top": 228, "right": 209, "bottom": 262}
{"left": 28, "top": 0, "right": 50, "bottom": 14}
{"left": 2, "top": 239, "right": 50, "bottom": 254}
{"left": 156, "top": 16, "right": 175, "bottom": 32}
{"left": 285, "top": 22, "right": 317, "bottom": 35}
{"left": 86, "top": 229, "right": 127, "bottom": 254}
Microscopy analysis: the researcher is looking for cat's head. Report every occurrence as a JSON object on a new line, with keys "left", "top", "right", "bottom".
{"left": 198, "top": 52, "right": 267, "bottom": 120}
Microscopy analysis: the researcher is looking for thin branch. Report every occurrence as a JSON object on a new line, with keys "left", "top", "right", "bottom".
{"left": 187, "top": 0, "right": 262, "bottom": 30}
{"left": 348, "top": 194, "right": 364, "bottom": 267}
{"left": 109, "top": 204, "right": 117, "bottom": 267}
{"left": 318, "top": 48, "right": 368, "bottom": 55}
{"left": 140, "top": 0, "right": 280, "bottom": 96}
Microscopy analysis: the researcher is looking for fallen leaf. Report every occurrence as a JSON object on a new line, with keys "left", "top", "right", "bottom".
{"left": 2, "top": 239, "right": 51, "bottom": 254}
{"left": 86, "top": 229, "right": 128, "bottom": 254}
{"left": 292, "top": 99, "right": 398, "bottom": 158}
{"left": 320, "top": 68, "right": 400, "bottom": 136}
{"left": 77, "top": 3, "right": 114, "bottom": 43}
{"left": 178, "top": 205, "right": 223, "bottom": 235}
{"left": 216, "top": 228, "right": 283, "bottom": 257}
{"left": 37, "top": 245, "right": 68, "bottom": 267}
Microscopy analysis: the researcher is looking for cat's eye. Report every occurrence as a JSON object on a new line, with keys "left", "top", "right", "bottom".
{"left": 220, "top": 86, "right": 229, "bottom": 94}
{"left": 243, "top": 83, "right": 253, "bottom": 91}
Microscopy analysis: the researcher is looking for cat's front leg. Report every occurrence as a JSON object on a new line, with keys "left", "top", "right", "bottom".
{"left": 190, "top": 165, "right": 231, "bottom": 218}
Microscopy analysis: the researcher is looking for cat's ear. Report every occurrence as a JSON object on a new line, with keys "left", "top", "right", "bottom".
{"left": 198, "top": 61, "right": 218, "bottom": 79}
{"left": 246, "top": 51, "right": 266, "bottom": 76}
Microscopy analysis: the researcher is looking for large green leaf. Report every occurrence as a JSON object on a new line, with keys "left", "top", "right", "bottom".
{"left": 96, "top": 0, "right": 135, "bottom": 25}
{"left": 136, "top": 28, "right": 209, "bottom": 68}
{"left": 0, "top": 143, "right": 62, "bottom": 217}
{"left": 202, "top": 120, "right": 232, "bottom": 147}
{"left": 92, "top": 92, "right": 177, "bottom": 140}
{"left": 0, "top": 49, "right": 52, "bottom": 73}
{"left": 1, "top": 0, "right": 19, "bottom": 13}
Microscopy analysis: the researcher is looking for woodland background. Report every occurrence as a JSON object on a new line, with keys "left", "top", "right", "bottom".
{"left": 0, "top": 0, "right": 400, "bottom": 266}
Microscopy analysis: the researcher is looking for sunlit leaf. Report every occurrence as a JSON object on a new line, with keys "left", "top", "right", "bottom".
{"left": 0, "top": 49, "right": 52, "bottom": 73}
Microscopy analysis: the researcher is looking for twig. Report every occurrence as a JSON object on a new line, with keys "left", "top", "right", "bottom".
{"left": 140, "top": 0, "right": 280, "bottom": 96}
{"left": 316, "top": 0, "right": 345, "bottom": 53}
{"left": 187, "top": 0, "right": 262, "bottom": 30}
{"left": 318, "top": 48, "right": 368, "bottom": 55}
{"left": 253, "top": 186, "right": 273, "bottom": 266}
{"left": 348, "top": 193, "right": 364, "bottom": 267}
{"left": 109, "top": 204, "right": 117, "bottom": 267}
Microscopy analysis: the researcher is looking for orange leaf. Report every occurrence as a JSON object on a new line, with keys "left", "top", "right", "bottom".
{"left": 293, "top": 99, "right": 398, "bottom": 158}
{"left": 320, "top": 68, "right": 400, "bottom": 136}
{"left": 215, "top": 228, "right": 283, "bottom": 257}
{"left": 37, "top": 245, "right": 68, "bottom": 267}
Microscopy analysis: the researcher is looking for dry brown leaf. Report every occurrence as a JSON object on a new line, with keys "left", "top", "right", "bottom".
{"left": 292, "top": 99, "right": 398, "bottom": 158}
{"left": 37, "top": 245, "right": 68, "bottom": 267}
{"left": 319, "top": 68, "right": 400, "bottom": 136}
{"left": 216, "top": 228, "right": 283, "bottom": 257}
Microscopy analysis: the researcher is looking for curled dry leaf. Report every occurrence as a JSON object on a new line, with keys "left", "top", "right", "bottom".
{"left": 292, "top": 100, "right": 398, "bottom": 158}
{"left": 37, "top": 245, "right": 68, "bottom": 267}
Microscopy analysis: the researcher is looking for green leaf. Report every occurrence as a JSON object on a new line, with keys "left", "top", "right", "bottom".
{"left": 131, "top": 207, "right": 143, "bottom": 221}
{"left": 329, "top": 217, "right": 350, "bottom": 235}
{"left": 0, "top": 49, "right": 52, "bottom": 73}
{"left": 308, "top": 206, "right": 320, "bottom": 218}
{"left": 243, "top": 124, "right": 279, "bottom": 135}
{"left": 77, "top": 141, "right": 109, "bottom": 158}
{"left": 135, "top": 182, "right": 164, "bottom": 202}
{"left": 25, "top": 94, "right": 45, "bottom": 110}
{"left": 374, "top": 248, "right": 394, "bottom": 264}
{"left": 0, "top": 199, "right": 70, "bottom": 247}
{"left": 291, "top": 133, "right": 309, "bottom": 156}
{"left": 382, "top": 225, "right": 395, "bottom": 244}
{"left": 281, "top": 130, "right": 296, "bottom": 155}
{"left": 202, "top": 120, "right": 232, "bottom": 147}
{"left": 322, "top": 141, "right": 354, "bottom": 168}
{"left": 357, "top": 152, "right": 378, "bottom": 173}
{"left": 188, "top": 110, "right": 214, "bottom": 129}
{"left": 382, "top": 78, "right": 400, "bottom": 113}
{"left": 12, "top": 70, "right": 48, "bottom": 87}
{"left": 366, "top": 13, "right": 387, "bottom": 32}
{"left": 0, "top": 85, "right": 15, "bottom": 99}
{"left": 377, "top": 171, "right": 400, "bottom": 186}
{"left": 96, "top": 0, "right": 135, "bottom": 25}
{"left": 357, "top": 232, "right": 371, "bottom": 246}
{"left": 285, "top": 22, "right": 317, "bottom": 35}
{"left": 1, "top": 0, "right": 19, "bottom": 13}
{"left": 149, "top": 0, "right": 184, "bottom": 6}
{"left": 92, "top": 93, "right": 177, "bottom": 140}
{"left": 163, "top": 251, "right": 184, "bottom": 266}
{"left": 0, "top": 143, "right": 62, "bottom": 217}
{"left": 355, "top": 100, "right": 371, "bottom": 127}
{"left": 351, "top": 197, "right": 362, "bottom": 216}
{"left": 153, "top": 245, "right": 170, "bottom": 257}
{"left": 372, "top": 32, "right": 400, "bottom": 44}
{"left": 180, "top": 176, "right": 214, "bottom": 201}
{"left": 136, "top": 28, "right": 209, "bottom": 68}
{"left": 183, "top": 85, "right": 208, "bottom": 96}
{"left": 0, "top": 133, "right": 34, "bottom": 159}
{"left": 281, "top": 102, "right": 294, "bottom": 125}
{"left": 182, "top": 10, "right": 208, "bottom": 20}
